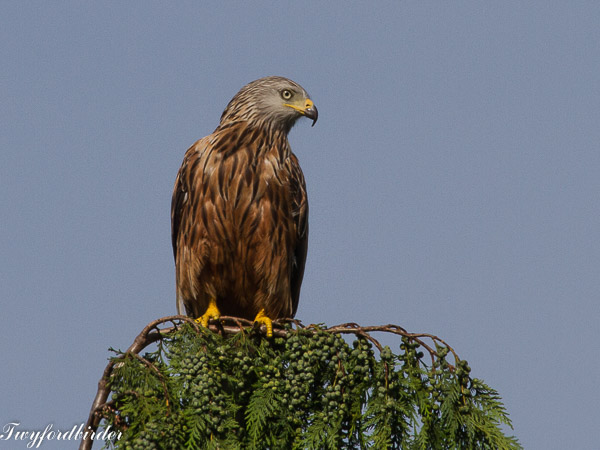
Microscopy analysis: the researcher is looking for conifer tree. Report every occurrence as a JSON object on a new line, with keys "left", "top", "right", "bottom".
{"left": 81, "top": 316, "right": 520, "bottom": 449}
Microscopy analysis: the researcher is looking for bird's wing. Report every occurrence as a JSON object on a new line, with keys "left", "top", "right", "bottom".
{"left": 287, "top": 152, "right": 308, "bottom": 317}
{"left": 171, "top": 167, "right": 185, "bottom": 262}
{"left": 171, "top": 147, "right": 196, "bottom": 261}
{"left": 171, "top": 138, "right": 210, "bottom": 315}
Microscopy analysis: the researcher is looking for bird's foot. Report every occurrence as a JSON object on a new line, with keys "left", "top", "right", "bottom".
{"left": 195, "top": 299, "right": 221, "bottom": 328}
{"left": 253, "top": 309, "right": 273, "bottom": 338}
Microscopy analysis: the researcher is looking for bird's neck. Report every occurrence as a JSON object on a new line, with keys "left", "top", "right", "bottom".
{"left": 214, "top": 121, "right": 291, "bottom": 161}
{"left": 255, "top": 124, "right": 291, "bottom": 161}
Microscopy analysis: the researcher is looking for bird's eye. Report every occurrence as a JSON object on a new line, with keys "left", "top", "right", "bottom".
{"left": 281, "top": 89, "right": 293, "bottom": 100}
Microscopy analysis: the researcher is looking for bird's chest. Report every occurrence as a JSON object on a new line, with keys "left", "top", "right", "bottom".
{"left": 209, "top": 151, "right": 291, "bottom": 219}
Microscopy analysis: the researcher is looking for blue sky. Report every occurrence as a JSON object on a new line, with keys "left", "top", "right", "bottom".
{"left": 2, "top": 2, "right": 599, "bottom": 449}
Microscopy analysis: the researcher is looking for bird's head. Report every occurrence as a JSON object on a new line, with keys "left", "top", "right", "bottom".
{"left": 219, "top": 76, "right": 318, "bottom": 133}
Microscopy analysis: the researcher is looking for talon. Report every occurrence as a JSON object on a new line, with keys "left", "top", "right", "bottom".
{"left": 253, "top": 309, "right": 273, "bottom": 338}
{"left": 195, "top": 298, "right": 220, "bottom": 328}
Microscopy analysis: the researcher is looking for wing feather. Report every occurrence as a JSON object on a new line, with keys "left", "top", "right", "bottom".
{"left": 287, "top": 152, "right": 308, "bottom": 317}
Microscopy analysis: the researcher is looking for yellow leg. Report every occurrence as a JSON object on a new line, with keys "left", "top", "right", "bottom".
{"left": 195, "top": 298, "right": 220, "bottom": 328}
{"left": 253, "top": 309, "right": 273, "bottom": 338}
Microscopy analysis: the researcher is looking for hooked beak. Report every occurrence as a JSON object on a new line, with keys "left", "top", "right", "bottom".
{"left": 285, "top": 98, "right": 319, "bottom": 126}
{"left": 303, "top": 99, "right": 318, "bottom": 127}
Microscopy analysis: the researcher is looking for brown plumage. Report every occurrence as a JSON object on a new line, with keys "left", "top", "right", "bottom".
{"left": 171, "top": 76, "right": 317, "bottom": 335}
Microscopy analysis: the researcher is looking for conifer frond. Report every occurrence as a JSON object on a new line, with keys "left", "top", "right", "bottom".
{"left": 81, "top": 315, "right": 521, "bottom": 449}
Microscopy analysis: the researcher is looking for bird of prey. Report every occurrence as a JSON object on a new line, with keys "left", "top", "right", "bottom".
{"left": 171, "top": 76, "right": 317, "bottom": 337}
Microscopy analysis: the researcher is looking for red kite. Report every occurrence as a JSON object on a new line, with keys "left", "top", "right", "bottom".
{"left": 171, "top": 76, "right": 317, "bottom": 336}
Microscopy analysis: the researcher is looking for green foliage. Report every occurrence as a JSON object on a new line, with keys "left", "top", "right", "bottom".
{"left": 101, "top": 322, "right": 520, "bottom": 449}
